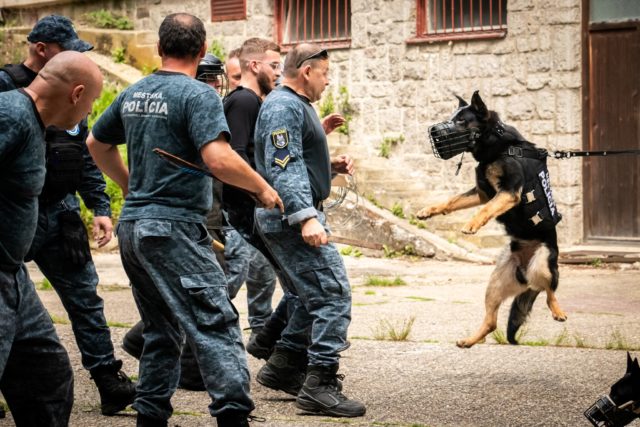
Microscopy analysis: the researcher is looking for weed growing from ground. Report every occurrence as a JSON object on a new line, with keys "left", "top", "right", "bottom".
{"left": 364, "top": 276, "right": 407, "bottom": 287}
{"left": 373, "top": 316, "right": 415, "bottom": 341}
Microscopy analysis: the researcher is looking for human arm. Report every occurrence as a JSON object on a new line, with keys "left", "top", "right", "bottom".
{"left": 322, "top": 113, "right": 345, "bottom": 135}
{"left": 86, "top": 132, "right": 129, "bottom": 198}
{"left": 331, "top": 154, "right": 355, "bottom": 176}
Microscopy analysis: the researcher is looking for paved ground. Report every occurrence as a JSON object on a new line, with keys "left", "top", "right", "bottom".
{"left": 3, "top": 251, "right": 640, "bottom": 426}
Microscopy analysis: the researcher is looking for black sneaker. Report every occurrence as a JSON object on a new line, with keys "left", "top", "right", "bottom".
{"left": 90, "top": 360, "right": 137, "bottom": 416}
{"left": 136, "top": 412, "right": 168, "bottom": 427}
{"left": 296, "top": 365, "right": 366, "bottom": 418}
{"left": 256, "top": 347, "right": 306, "bottom": 396}
{"left": 122, "top": 321, "right": 144, "bottom": 360}
{"left": 246, "top": 317, "right": 287, "bottom": 360}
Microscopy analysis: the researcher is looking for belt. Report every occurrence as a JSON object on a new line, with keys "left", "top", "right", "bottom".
{"left": 314, "top": 200, "right": 324, "bottom": 211}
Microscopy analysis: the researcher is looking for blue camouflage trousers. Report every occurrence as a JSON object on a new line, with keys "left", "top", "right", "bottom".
{"left": 0, "top": 264, "right": 74, "bottom": 427}
{"left": 28, "top": 195, "right": 116, "bottom": 370}
{"left": 223, "top": 227, "right": 276, "bottom": 330}
{"left": 116, "top": 219, "right": 254, "bottom": 420}
{"left": 255, "top": 208, "right": 351, "bottom": 366}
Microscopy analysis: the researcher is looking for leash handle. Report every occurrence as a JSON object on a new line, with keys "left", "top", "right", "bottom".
{"left": 553, "top": 149, "right": 640, "bottom": 159}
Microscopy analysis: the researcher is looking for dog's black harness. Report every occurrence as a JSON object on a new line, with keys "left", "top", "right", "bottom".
{"left": 501, "top": 143, "right": 562, "bottom": 227}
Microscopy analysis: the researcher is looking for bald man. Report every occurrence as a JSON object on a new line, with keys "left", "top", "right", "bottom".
{"left": 0, "top": 51, "right": 102, "bottom": 427}
{"left": 0, "top": 16, "right": 137, "bottom": 417}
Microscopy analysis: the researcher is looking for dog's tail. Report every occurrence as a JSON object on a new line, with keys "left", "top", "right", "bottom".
{"left": 507, "top": 289, "right": 541, "bottom": 344}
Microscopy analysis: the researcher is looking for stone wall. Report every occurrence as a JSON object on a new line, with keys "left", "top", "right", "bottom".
{"left": 2, "top": 0, "right": 584, "bottom": 245}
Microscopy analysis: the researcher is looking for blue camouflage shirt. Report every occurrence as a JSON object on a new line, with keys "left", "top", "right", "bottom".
{"left": 92, "top": 71, "right": 230, "bottom": 223}
{"left": 0, "top": 90, "right": 46, "bottom": 269}
{"left": 254, "top": 85, "right": 331, "bottom": 225}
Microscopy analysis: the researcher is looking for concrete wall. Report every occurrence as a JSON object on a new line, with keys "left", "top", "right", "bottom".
{"left": 2, "top": 0, "right": 584, "bottom": 245}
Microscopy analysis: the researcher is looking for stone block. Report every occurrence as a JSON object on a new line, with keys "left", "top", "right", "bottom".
{"left": 551, "top": 25, "right": 580, "bottom": 72}
{"left": 555, "top": 89, "right": 581, "bottom": 133}
{"left": 526, "top": 52, "right": 552, "bottom": 73}
{"left": 526, "top": 74, "right": 551, "bottom": 91}
{"left": 534, "top": 89, "right": 556, "bottom": 118}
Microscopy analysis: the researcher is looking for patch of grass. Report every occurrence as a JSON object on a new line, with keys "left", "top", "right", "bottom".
{"left": 106, "top": 321, "right": 132, "bottom": 328}
{"left": 421, "top": 339, "right": 439, "bottom": 344}
{"left": 340, "top": 245, "right": 363, "bottom": 258}
{"left": 0, "top": 399, "right": 8, "bottom": 414}
{"left": 353, "top": 301, "right": 389, "bottom": 307}
{"left": 521, "top": 338, "right": 550, "bottom": 347}
{"left": 141, "top": 64, "right": 159, "bottom": 75}
{"left": 553, "top": 327, "right": 570, "bottom": 346}
{"left": 491, "top": 329, "right": 508, "bottom": 344}
{"left": 349, "top": 335, "right": 373, "bottom": 340}
{"left": 37, "top": 278, "right": 53, "bottom": 291}
{"left": 573, "top": 333, "right": 588, "bottom": 348}
{"left": 383, "top": 244, "right": 417, "bottom": 258}
{"left": 173, "top": 410, "right": 205, "bottom": 416}
{"left": 605, "top": 330, "right": 639, "bottom": 351}
{"left": 373, "top": 316, "right": 415, "bottom": 341}
{"left": 50, "top": 313, "right": 70, "bottom": 325}
{"left": 364, "top": 290, "right": 376, "bottom": 295}
{"left": 391, "top": 202, "right": 405, "bottom": 219}
{"left": 85, "top": 9, "right": 133, "bottom": 30}
{"left": 406, "top": 296, "right": 435, "bottom": 302}
{"left": 409, "top": 215, "right": 427, "bottom": 229}
{"left": 112, "top": 47, "right": 126, "bottom": 63}
{"left": 452, "top": 300, "right": 471, "bottom": 304}
{"left": 589, "top": 258, "right": 603, "bottom": 268}
{"left": 129, "top": 374, "right": 138, "bottom": 381}
{"left": 364, "top": 276, "right": 407, "bottom": 287}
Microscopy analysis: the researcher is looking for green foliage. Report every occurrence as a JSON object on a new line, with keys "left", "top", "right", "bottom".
{"left": 364, "top": 193, "right": 382, "bottom": 208}
{"left": 406, "top": 296, "right": 435, "bottom": 302}
{"left": 141, "top": 64, "right": 159, "bottom": 75}
{"left": 409, "top": 215, "right": 427, "bottom": 229}
{"left": 82, "top": 85, "right": 127, "bottom": 230}
{"left": 373, "top": 316, "right": 415, "bottom": 341}
{"left": 318, "top": 91, "right": 335, "bottom": 119}
{"left": 208, "top": 39, "right": 227, "bottom": 62}
{"left": 383, "top": 244, "right": 417, "bottom": 258}
{"left": 378, "top": 134, "right": 404, "bottom": 158}
{"left": 85, "top": 9, "right": 133, "bottom": 30}
{"left": 49, "top": 313, "right": 70, "bottom": 325}
{"left": 111, "top": 47, "right": 126, "bottom": 64}
{"left": 318, "top": 86, "right": 354, "bottom": 135}
{"left": 364, "top": 276, "right": 407, "bottom": 287}
{"left": 590, "top": 258, "right": 603, "bottom": 268}
{"left": 106, "top": 321, "right": 133, "bottom": 328}
{"left": 391, "top": 202, "right": 405, "bottom": 218}
{"left": 364, "top": 290, "right": 376, "bottom": 295}
{"left": 605, "top": 330, "right": 637, "bottom": 350}
{"left": 340, "top": 245, "right": 363, "bottom": 258}
{"left": 37, "top": 278, "right": 53, "bottom": 291}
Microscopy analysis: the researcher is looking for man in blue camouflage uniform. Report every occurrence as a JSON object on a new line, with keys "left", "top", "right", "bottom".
{"left": 253, "top": 43, "right": 366, "bottom": 418}
{"left": 87, "top": 13, "right": 282, "bottom": 427}
{"left": 0, "top": 51, "right": 103, "bottom": 427}
{"left": 0, "top": 15, "right": 136, "bottom": 416}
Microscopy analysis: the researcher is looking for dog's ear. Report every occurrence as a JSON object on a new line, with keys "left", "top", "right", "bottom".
{"left": 455, "top": 94, "right": 468, "bottom": 108}
{"left": 627, "top": 352, "right": 634, "bottom": 373}
{"left": 470, "top": 90, "right": 489, "bottom": 119}
{"left": 633, "top": 356, "right": 640, "bottom": 374}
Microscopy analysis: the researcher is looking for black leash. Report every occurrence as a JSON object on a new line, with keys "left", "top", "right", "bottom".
{"left": 552, "top": 149, "right": 640, "bottom": 159}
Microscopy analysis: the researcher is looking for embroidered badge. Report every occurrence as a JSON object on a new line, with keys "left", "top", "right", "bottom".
{"left": 271, "top": 129, "right": 289, "bottom": 149}
{"left": 274, "top": 148, "right": 291, "bottom": 169}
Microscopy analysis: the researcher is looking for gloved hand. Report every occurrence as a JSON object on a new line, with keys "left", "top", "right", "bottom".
{"left": 59, "top": 210, "right": 91, "bottom": 266}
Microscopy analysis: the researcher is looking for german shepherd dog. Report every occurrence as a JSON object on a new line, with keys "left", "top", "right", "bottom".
{"left": 585, "top": 353, "right": 640, "bottom": 426}
{"left": 416, "top": 91, "right": 567, "bottom": 348}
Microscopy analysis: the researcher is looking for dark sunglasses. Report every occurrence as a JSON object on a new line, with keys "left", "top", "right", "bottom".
{"left": 295, "top": 49, "right": 329, "bottom": 68}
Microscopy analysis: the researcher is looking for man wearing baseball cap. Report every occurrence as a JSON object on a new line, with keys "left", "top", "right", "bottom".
{"left": 0, "top": 15, "right": 137, "bottom": 417}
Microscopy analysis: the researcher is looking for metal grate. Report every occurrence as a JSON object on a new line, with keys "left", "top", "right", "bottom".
{"left": 211, "top": 0, "right": 246, "bottom": 22}
{"left": 275, "top": 0, "right": 351, "bottom": 46}
{"left": 416, "top": 0, "right": 507, "bottom": 41}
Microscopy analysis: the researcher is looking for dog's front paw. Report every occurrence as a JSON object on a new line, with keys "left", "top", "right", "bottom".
{"left": 461, "top": 222, "right": 479, "bottom": 234}
{"left": 416, "top": 206, "right": 440, "bottom": 220}
{"left": 552, "top": 311, "right": 567, "bottom": 322}
{"left": 456, "top": 339, "right": 475, "bottom": 348}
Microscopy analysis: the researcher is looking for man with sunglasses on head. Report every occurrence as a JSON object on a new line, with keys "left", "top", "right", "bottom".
{"left": 253, "top": 43, "right": 365, "bottom": 418}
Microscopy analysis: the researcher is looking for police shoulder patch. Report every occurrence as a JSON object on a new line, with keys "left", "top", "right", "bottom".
{"left": 271, "top": 129, "right": 289, "bottom": 149}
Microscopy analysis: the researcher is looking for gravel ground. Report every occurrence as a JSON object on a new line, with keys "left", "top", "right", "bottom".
{"left": 2, "top": 252, "right": 637, "bottom": 427}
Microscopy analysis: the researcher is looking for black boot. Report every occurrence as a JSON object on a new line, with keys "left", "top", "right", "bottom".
{"left": 136, "top": 412, "right": 168, "bottom": 427}
{"left": 90, "top": 360, "right": 136, "bottom": 416}
{"left": 246, "top": 316, "right": 287, "bottom": 360}
{"left": 122, "top": 320, "right": 144, "bottom": 359}
{"left": 216, "top": 410, "right": 250, "bottom": 427}
{"left": 256, "top": 347, "right": 307, "bottom": 396}
{"left": 296, "top": 365, "right": 366, "bottom": 417}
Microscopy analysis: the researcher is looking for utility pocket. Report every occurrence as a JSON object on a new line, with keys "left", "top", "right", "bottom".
{"left": 295, "top": 251, "right": 349, "bottom": 298}
{"left": 135, "top": 220, "right": 172, "bottom": 239}
{"left": 179, "top": 272, "right": 238, "bottom": 329}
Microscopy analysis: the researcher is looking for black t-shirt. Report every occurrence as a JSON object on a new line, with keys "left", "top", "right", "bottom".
{"left": 222, "top": 86, "right": 262, "bottom": 231}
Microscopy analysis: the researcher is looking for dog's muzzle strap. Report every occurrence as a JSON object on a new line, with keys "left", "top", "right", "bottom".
{"left": 428, "top": 121, "right": 479, "bottom": 160}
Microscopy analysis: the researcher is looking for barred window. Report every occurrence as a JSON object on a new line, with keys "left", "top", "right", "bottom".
{"left": 275, "top": 0, "right": 351, "bottom": 48}
{"left": 211, "top": 0, "right": 246, "bottom": 22}
{"left": 412, "top": 0, "right": 507, "bottom": 43}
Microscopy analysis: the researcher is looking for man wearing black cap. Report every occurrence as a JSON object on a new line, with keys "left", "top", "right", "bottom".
{"left": 0, "top": 15, "right": 136, "bottom": 416}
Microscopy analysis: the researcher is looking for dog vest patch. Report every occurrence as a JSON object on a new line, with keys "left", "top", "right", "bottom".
{"left": 271, "top": 129, "right": 291, "bottom": 169}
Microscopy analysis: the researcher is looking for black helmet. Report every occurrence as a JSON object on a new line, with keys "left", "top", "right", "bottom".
{"left": 197, "top": 53, "right": 228, "bottom": 96}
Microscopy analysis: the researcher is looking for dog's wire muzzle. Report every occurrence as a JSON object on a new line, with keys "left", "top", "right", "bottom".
{"left": 585, "top": 395, "right": 640, "bottom": 427}
{"left": 428, "top": 120, "right": 480, "bottom": 160}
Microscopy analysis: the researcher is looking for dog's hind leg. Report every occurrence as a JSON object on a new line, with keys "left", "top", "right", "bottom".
{"left": 456, "top": 246, "right": 524, "bottom": 348}
{"left": 507, "top": 289, "right": 541, "bottom": 344}
{"left": 527, "top": 244, "right": 567, "bottom": 322}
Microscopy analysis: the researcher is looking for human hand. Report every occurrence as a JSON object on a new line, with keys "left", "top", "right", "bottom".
{"left": 92, "top": 216, "right": 113, "bottom": 248}
{"left": 256, "top": 186, "right": 284, "bottom": 212}
{"left": 331, "top": 154, "right": 355, "bottom": 175}
{"left": 322, "top": 113, "right": 346, "bottom": 135}
{"left": 301, "top": 217, "right": 328, "bottom": 247}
